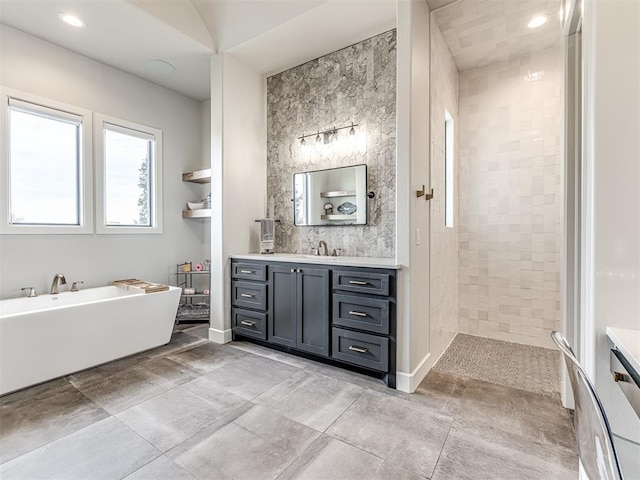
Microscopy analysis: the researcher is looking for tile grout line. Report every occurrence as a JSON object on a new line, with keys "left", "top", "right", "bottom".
{"left": 428, "top": 422, "right": 454, "bottom": 480}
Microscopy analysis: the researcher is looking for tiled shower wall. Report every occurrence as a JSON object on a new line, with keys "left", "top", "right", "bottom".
{"left": 458, "top": 47, "right": 562, "bottom": 349}
{"left": 267, "top": 30, "right": 396, "bottom": 258}
{"left": 430, "top": 18, "right": 459, "bottom": 360}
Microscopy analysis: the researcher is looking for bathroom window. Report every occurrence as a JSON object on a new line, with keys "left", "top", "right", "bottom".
{"left": 95, "top": 114, "right": 163, "bottom": 234}
{"left": 444, "top": 111, "right": 454, "bottom": 228}
{"left": 0, "top": 90, "right": 93, "bottom": 234}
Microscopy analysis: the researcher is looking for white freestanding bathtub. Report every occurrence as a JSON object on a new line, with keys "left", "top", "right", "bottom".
{"left": 0, "top": 285, "right": 181, "bottom": 395}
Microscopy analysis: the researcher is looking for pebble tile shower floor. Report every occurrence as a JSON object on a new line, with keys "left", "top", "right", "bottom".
{"left": 0, "top": 328, "right": 576, "bottom": 479}
{"left": 433, "top": 333, "right": 561, "bottom": 398}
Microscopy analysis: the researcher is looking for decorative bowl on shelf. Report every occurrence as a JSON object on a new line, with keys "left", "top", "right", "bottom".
{"left": 187, "top": 201, "right": 205, "bottom": 210}
{"left": 337, "top": 201, "right": 357, "bottom": 215}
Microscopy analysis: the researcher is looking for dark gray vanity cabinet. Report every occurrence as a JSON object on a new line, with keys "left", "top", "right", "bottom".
{"left": 269, "top": 265, "right": 330, "bottom": 357}
{"left": 330, "top": 268, "right": 396, "bottom": 388}
{"left": 231, "top": 258, "right": 396, "bottom": 388}
{"left": 231, "top": 262, "right": 269, "bottom": 340}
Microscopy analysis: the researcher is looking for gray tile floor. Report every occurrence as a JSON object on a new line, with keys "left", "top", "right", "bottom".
{"left": 0, "top": 326, "right": 577, "bottom": 480}
{"left": 433, "top": 333, "right": 561, "bottom": 398}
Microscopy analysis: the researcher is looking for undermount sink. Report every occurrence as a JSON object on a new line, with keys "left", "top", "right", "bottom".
{"left": 294, "top": 254, "right": 337, "bottom": 260}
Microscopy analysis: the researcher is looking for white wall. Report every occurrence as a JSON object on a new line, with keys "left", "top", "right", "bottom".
{"left": 583, "top": 0, "right": 640, "bottom": 475}
{"left": 457, "top": 47, "right": 563, "bottom": 349}
{"left": 0, "top": 25, "right": 205, "bottom": 298}
{"left": 429, "top": 16, "right": 459, "bottom": 366}
{"left": 209, "top": 53, "right": 267, "bottom": 343}
{"left": 201, "top": 100, "right": 212, "bottom": 264}
{"left": 395, "top": 0, "right": 432, "bottom": 392}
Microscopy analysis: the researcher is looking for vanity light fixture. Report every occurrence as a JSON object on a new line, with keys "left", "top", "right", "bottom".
{"left": 298, "top": 122, "right": 358, "bottom": 146}
{"left": 527, "top": 15, "right": 549, "bottom": 28}
{"left": 59, "top": 13, "right": 86, "bottom": 28}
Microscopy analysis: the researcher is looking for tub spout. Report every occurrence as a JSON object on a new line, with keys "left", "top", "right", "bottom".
{"left": 50, "top": 273, "right": 67, "bottom": 294}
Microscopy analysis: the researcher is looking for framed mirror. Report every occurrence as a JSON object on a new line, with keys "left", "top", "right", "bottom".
{"left": 293, "top": 164, "right": 367, "bottom": 226}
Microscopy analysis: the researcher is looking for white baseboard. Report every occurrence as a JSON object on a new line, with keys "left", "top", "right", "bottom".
{"left": 209, "top": 327, "right": 232, "bottom": 344}
{"left": 396, "top": 352, "right": 432, "bottom": 393}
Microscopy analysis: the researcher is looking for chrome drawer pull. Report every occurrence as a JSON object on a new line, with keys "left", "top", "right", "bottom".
{"left": 240, "top": 320, "right": 256, "bottom": 327}
{"left": 348, "top": 345, "right": 368, "bottom": 354}
{"left": 240, "top": 270, "right": 254, "bottom": 274}
{"left": 348, "top": 310, "right": 368, "bottom": 317}
{"left": 349, "top": 280, "right": 368, "bottom": 286}
{"left": 240, "top": 293, "right": 255, "bottom": 298}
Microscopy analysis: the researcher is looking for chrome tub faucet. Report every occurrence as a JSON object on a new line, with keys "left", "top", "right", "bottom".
{"left": 50, "top": 273, "right": 67, "bottom": 294}
{"left": 21, "top": 287, "right": 38, "bottom": 297}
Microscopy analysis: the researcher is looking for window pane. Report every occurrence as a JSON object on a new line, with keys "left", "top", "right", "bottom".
{"left": 104, "top": 129, "right": 152, "bottom": 226}
{"left": 445, "top": 112, "right": 454, "bottom": 228}
{"left": 9, "top": 108, "right": 80, "bottom": 225}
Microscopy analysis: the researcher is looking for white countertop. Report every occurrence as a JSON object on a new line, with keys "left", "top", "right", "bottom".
{"left": 230, "top": 253, "right": 401, "bottom": 270}
{"left": 607, "top": 326, "right": 640, "bottom": 375}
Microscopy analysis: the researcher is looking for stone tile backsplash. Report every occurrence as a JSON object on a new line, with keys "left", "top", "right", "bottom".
{"left": 458, "top": 47, "right": 562, "bottom": 348}
{"left": 267, "top": 30, "right": 396, "bottom": 258}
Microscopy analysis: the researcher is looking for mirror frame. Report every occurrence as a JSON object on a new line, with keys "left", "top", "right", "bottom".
{"left": 293, "top": 164, "right": 367, "bottom": 227}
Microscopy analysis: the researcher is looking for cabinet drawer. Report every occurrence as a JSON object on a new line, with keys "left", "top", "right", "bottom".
{"left": 232, "top": 281, "right": 267, "bottom": 310}
{"left": 332, "top": 328, "right": 389, "bottom": 372}
{"left": 610, "top": 349, "right": 640, "bottom": 417}
{"left": 232, "top": 308, "right": 267, "bottom": 340}
{"left": 333, "top": 270, "right": 390, "bottom": 296}
{"left": 232, "top": 262, "right": 267, "bottom": 281}
{"left": 332, "top": 294, "right": 390, "bottom": 335}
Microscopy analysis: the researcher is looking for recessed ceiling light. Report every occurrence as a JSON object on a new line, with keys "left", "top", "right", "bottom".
{"left": 146, "top": 59, "right": 176, "bottom": 76}
{"left": 59, "top": 13, "right": 86, "bottom": 28}
{"left": 528, "top": 15, "right": 549, "bottom": 29}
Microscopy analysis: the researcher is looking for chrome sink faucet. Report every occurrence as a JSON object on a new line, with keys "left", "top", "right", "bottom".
{"left": 50, "top": 273, "right": 67, "bottom": 294}
{"left": 318, "top": 240, "right": 329, "bottom": 256}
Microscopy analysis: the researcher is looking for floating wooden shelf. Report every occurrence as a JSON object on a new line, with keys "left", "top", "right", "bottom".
{"left": 182, "top": 209, "right": 211, "bottom": 219}
{"left": 182, "top": 169, "right": 211, "bottom": 184}
{"left": 320, "top": 190, "right": 356, "bottom": 198}
{"left": 320, "top": 214, "right": 357, "bottom": 221}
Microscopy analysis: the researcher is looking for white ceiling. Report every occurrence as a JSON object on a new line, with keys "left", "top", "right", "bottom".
{"left": 0, "top": 0, "right": 214, "bottom": 100}
{"left": 0, "top": 0, "right": 397, "bottom": 102}
{"left": 432, "top": 0, "right": 562, "bottom": 71}
{"left": 1, "top": 0, "right": 560, "bottom": 99}
{"left": 227, "top": 0, "right": 397, "bottom": 77}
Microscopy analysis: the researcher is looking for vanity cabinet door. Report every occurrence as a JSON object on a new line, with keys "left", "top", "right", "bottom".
{"left": 296, "top": 267, "right": 329, "bottom": 357}
{"left": 269, "top": 266, "right": 297, "bottom": 348}
{"left": 268, "top": 264, "right": 330, "bottom": 357}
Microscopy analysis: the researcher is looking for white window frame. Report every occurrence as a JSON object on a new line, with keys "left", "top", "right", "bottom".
{"left": 0, "top": 88, "right": 93, "bottom": 235}
{"left": 444, "top": 110, "right": 455, "bottom": 228}
{"left": 95, "top": 114, "right": 163, "bottom": 234}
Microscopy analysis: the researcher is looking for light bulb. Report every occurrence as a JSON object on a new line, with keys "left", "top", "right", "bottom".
{"left": 59, "top": 13, "right": 86, "bottom": 28}
{"left": 528, "top": 15, "right": 548, "bottom": 28}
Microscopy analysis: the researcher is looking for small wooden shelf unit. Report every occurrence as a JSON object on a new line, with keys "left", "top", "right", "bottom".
{"left": 182, "top": 168, "right": 211, "bottom": 218}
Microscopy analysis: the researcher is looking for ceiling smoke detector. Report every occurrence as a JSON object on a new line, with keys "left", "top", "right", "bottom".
{"left": 146, "top": 59, "right": 176, "bottom": 76}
